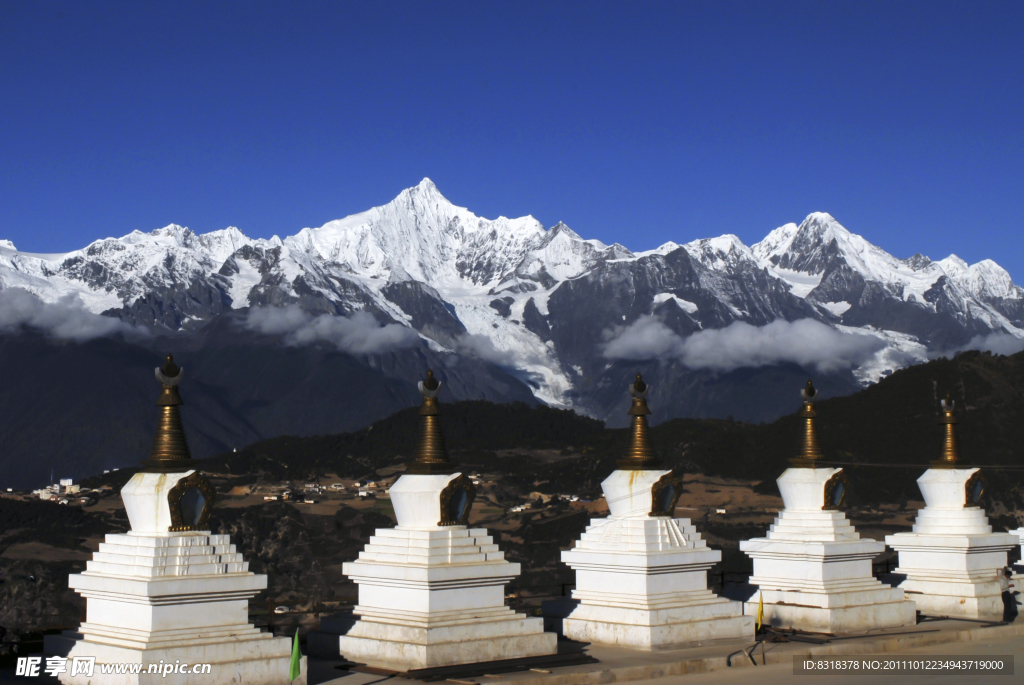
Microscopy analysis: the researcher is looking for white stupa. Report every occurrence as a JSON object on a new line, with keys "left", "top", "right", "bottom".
{"left": 336, "top": 371, "right": 556, "bottom": 671}
{"left": 886, "top": 396, "right": 1017, "bottom": 619}
{"left": 1011, "top": 527, "right": 1024, "bottom": 578}
{"left": 45, "top": 356, "right": 301, "bottom": 684}
{"left": 554, "top": 374, "right": 753, "bottom": 649}
{"left": 741, "top": 381, "right": 916, "bottom": 633}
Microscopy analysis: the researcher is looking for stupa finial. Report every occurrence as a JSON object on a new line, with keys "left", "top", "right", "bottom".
{"left": 933, "top": 393, "right": 960, "bottom": 468}
{"left": 791, "top": 380, "right": 824, "bottom": 467}
{"left": 406, "top": 370, "right": 455, "bottom": 475}
{"left": 142, "top": 354, "right": 196, "bottom": 472}
{"left": 617, "top": 373, "right": 661, "bottom": 469}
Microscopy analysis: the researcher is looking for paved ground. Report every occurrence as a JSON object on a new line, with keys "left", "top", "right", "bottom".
{"left": 308, "top": 619, "right": 1024, "bottom": 685}
{"left": 626, "top": 631, "right": 1024, "bottom": 685}
{"left": 4, "top": 619, "right": 1022, "bottom": 683}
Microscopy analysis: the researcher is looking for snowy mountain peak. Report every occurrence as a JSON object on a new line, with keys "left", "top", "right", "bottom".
{"left": 792, "top": 212, "right": 859, "bottom": 252}
{"left": 965, "top": 259, "right": 1020, "bottom": 301}
{"left": 207, "top": 225, "right": 248, "bottom": 242}
{"left": 397, "top": 176, "right": 450, "bottom": 206}
{"left": 750, "top": 213, "right": 1024, "bottom": 318}
{"left": 0, "top": 239, "right": 15, "bottom": 251}
{"left": 904, "top": 253, "right": 933, "bottom": 271}
{"left": 119, "top": 223, "right": 193, "bottom": 247}
{"left": 801, "top": 211, "right": 846, "bottom": 234}
{"left": 195, "top": 226, "right": 259, "bottom": 263}
{"left": 550, "top": 222, "right": 584, "bottom": 242}
{"left": 752, "top": 213, "right": 848, "bottom": 261}
{"left": 935, "top": 255, "right": 969, "bottom": 276}
{"left": 691, "top": 233, "right": 748, "bottom": 252}
{"left": 278, "top": 181, "right": 601, "bottom": 295}
{"left": 636, "top": 241, "right": 682, "bottom": 258}
{"left": 754, "top": 213, "right": 907, "bottom": 289}
{"left": 684, "top": 234, "right": 758, "bottom": 272}
{"left": 154, "top": 223, "right": 193, "bottom": 237}
{"left": 751, "top": 222, "right": 799, "bottom": 262}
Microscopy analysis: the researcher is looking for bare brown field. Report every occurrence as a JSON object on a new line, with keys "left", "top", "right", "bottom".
{"left": 0, "top": 541, "right": 91, "bottom": 561}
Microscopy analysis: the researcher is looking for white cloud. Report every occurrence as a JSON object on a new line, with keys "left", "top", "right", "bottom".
{"left": 0, "top": 288, "right": 139, "bottom": 341}
{"left": 456, "top": 333, "right": 516, "bottom": 365}
{"left": 602, "top": 316, "right": 885, "bottom": 372}
{"left": 245, "top": 305, "right": 420, "bottom": 354}
{"left": 953, "top": 333, "right": 1024, "bottom": 357}
{"left": 602, "top": 315, "right": 686, "bottom": 361}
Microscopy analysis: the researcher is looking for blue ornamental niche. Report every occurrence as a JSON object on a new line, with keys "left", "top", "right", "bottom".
{"left": 438, "top": 475, "right": 476, "bottom": 526}
{"left": 448, "top": 488, "right": 468, "bottom": 524}
{"left": 823, "top": 472, "right": 849, "bottom": 511}
{"left": 180, "top": 487, "right": 206, "bottom": 527}
{"left": 167, "top": 472, "right": 216, "bottom": 532}
{"left": 965, "top": 472, "right": 984, "bottom": 507}
{"left": 649, "top": 472, "right": 682, "bottom": 517}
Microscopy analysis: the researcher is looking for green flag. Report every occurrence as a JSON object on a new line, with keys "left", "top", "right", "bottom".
{"left": 289, "top": 629, "right": 301, "bottom": 681}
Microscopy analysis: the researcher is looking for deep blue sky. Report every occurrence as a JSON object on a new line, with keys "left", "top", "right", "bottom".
{"left": 2, "top": 1, "right": 1021, "bottom": 278}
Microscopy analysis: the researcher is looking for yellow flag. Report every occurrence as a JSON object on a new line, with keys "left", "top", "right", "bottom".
{"left": 756, "top": 591, "right": 764, "bottom": 631}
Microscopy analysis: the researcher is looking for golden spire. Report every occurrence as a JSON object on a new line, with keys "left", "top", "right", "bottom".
{"left": 405, "top": 370, "right": 455, "bottom": 475}
{"left": 932, "top": 394, "right": 960, "bottom": 468}
{"left": 791, "top": 380, "right": 823, "bottom": 467}
{"left": 617, "top": 373, "right": 661, "bottom": 469}
{"left": 142, "top": 354, "right": 196, "bottom": 473}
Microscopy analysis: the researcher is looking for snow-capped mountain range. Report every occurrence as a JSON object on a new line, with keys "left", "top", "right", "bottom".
{"left": 2, "top": 178, "right": 1022, "bottom": 416}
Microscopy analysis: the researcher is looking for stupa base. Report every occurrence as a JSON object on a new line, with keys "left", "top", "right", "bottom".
{"left": 896, "top": 579, "right": 1005, "bottom": 620}
{"left": 44, "top": 629, "right": 302, "bottom": 685}
{"left": 560, "top": 597, "right": 753, "bottom": 649}
{"left": 886, "top": 528, "right": 1018, "bottom": 621}
{"left": 336, "top": 615, "right": 556, "bottom": 671}
{"left": 742, "top": 587, "right": 916, "bottom": 633}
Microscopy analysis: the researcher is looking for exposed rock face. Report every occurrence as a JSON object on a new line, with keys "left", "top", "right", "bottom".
{"left": 381, "top": 280, "right": 467, "bottom": 348}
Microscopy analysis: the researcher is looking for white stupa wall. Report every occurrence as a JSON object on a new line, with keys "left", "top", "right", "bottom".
{"left": 46, "top": 470, "right": 301, "bottom": 685}
{"left": 336, "top": 471, "right": 556, "bottom": 671}
{"left": 742, "top": 467, "right": 916, "bottom": 633}
{"left": 886, "top": 468, "right": 1017, "bottom": 620}
{"left": 555, "top": 468, "right": 753, "bottom": 649}
{"left": 1012, "top": 528, "right": 1024, "bottom": 562}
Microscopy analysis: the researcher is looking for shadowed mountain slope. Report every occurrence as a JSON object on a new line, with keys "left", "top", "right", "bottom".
{"left": 198, "top": 348, "right": 1024, "bottom": 511}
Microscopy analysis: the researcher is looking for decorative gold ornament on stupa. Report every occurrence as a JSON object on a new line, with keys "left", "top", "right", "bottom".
{"left": 142, "top": 354, "right": 198, "bottom": 473}
{"left": 406, "top": 370, "right": 456, "bottom": 475}
{"left": 932, "top": 394, "right": 960, "bottom": 468}
{"left": 790, "top": 380, "right": 824, "bottom": 467}
{"left": 617, "top": 373, "right": 662, "bottom": 469}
